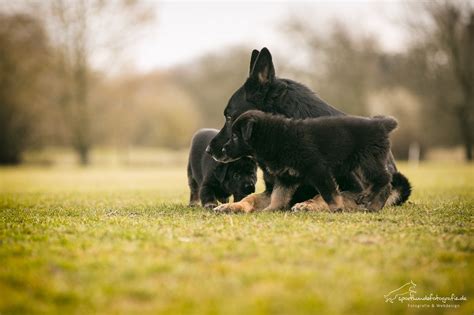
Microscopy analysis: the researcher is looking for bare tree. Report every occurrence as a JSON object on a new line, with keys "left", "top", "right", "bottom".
{"left": 433, "top": 1, "right": 474, "bottom": 161}
{"left": 44, "top": 0, "right": 154, "bottom": 165}
{"left": 406, "top": 1, "right": 474, "bottom": 161}
{"left": 0, "top": 13, "right": 50, "bottom": 164}
{"left": 283, "top": 20, "right": 380, "bottom": 116}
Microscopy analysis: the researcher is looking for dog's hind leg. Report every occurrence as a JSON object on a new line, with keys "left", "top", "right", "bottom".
{"left": 369, "top": 185, "right": 392, "bottom": 211}
{"left": 336, "top": 171, "right": 364, "bottom": 194}
{"left": 189, "top": 182, "right": 200, "bottom": 207}
{"left": 308, "top": 168, "right": 344, "bottom": 212}
{"left": 263, "top": 181, "right": 298, "bottom": 211}
{"left": 360, "top": 158, "right": 392, "bottom": 211}
{"left": 188, "top": 165, "right": 200, "bottom": 207}
{"left": 200, "top": 184, "right": 219, "bottom": 209}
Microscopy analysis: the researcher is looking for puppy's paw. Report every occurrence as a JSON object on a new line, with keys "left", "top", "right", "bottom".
{"left": 291, "top": 202, "right": 315, "bottom": 212}
{"left": 203, "top": 203, "right": 218, "bottom": 210}
{"left": 365, "top": 196, "right": 386, "bottom": 212}
{"left": 262, "top": 206, "right": 279, "bottom": 212}
{"left": 328, "top": 195, "right": 344, "bottom": 212}
{"left": 356, "top": 187, "right": 390, "bottom": 212}
{"left": 213, "top": 203, "right": 232, "bottom": 213}
{"left": 328, "top": 205, "right": 344, "bottom": 212}
{"left": 213, "top": 202, "right": 251, "bottom": 213}
{"left": 291, "top": 196, "right": 329, "bottom": 212}
{"left": 356, "top": 193, "right": 370, "bottom": 205}
{"left": 290, "top": 202, "right": 307, "bottom": 212}
{"left": 339, "top": 191, "right": 364, "bottom": 211}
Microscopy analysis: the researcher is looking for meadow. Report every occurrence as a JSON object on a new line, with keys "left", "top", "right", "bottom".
{"left": 0, "top": 162, "right": 473, "bottom": 314}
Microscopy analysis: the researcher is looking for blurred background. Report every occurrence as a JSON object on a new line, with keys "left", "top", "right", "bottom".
{"left": 0, "top": 0, "right": 473, "bottom": 167}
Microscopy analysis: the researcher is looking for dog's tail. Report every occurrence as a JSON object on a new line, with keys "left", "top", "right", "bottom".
{"left": 373, "top": 115, "right": 398, "bottom": 133}
{"left": 386, "top": 171, "right": 412, "bottom": 206}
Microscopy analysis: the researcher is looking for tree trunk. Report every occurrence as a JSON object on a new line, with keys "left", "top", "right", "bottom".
{"left": 73, "top": 51, "right": 91, "bottom": 166}
{"left": 77, "top": 144, "right": 89, "bottom": 166}
{"left": 457, "top": 105, "right": 473, "bottom": 161}
{"left": 0, "top": 119, "right": 22, "bottom": 165}
{"left": 0, "top": 148, "right": 21, "bottom": 165}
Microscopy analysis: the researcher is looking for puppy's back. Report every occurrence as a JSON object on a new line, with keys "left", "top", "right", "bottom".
{"left": 291, "top": 115, "right": 397, "bottom": 157}
{"left": 190, "top": 129, "right": 219, "bottom": 153}
{"left": 303, "top": 115, "right": 397, "bottom": 134}
{"left": 188, "top": 129, "right": 219, "bottom": 184}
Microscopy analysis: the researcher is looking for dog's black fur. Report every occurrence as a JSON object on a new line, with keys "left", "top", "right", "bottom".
{"left": 188, "top": 129, "right": 257, "bottom": 208}
{"left": 208, "top": 47, "right": 411, "bottom": 208}
{"left": 224, "top": 111, "right": 398, "bottom": 211}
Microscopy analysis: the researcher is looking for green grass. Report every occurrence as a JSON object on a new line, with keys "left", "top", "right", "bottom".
{"left": 0, "top": 163, "right": 473, "bottom": 314}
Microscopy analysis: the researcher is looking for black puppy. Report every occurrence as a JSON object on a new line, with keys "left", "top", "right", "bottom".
{"left": 223, "top": 111, "right": 398, "bottom": 212}
{"left": 188, "top": 129, "right": 257, "bottom": 208}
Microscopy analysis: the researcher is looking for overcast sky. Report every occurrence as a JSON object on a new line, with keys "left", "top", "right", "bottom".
{"left": 125, "top": 0, "right": 409, "bottom": 72}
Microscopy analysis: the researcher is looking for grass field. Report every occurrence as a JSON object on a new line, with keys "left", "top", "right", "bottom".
{"left": 0, "top": 163, "right": 473, "bottom": 314}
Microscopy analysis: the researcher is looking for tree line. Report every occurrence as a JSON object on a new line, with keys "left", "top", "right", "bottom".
{"left": 0, "top": 0, "right": 472, "bottom": 165}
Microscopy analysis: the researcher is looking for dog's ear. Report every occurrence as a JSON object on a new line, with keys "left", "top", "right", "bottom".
{"left": 241, "top": 119, "right": 255, "bottom": 142}
{"left": 249, "top": 49, "right": 260, "bottom": 75}
{"left": 250, "top": 47, "right": 275, "bottom": 85}
{"left": 215, "top": 164, "right": 228, "bottom": 183}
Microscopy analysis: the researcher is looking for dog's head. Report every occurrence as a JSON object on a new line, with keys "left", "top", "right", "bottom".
{"left": 224, "top": 157, "right": 257, "bottom": 201}
{"left": 207, "top": 48, "right": 277, "bottom": 162}
{"left": 215, "top": 157, "right": 257, "bottom": 201}
{"left": 221, "top": 110, "right": 264, "bottom": 163}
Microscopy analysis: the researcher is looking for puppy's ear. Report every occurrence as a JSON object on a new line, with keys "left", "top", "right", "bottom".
{"left": 249, "top": 47, "right": 275, "bottom": 85}
{"left": 249, "top": 49, "right": 260, "bottom": 75}
{"left": 215, "top": 164, "right": 228, "bottom": 183}
{"left": 241, "top": 119, "right": 255, "bottom": 142}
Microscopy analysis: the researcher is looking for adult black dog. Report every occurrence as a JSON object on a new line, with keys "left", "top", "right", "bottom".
{"left": 206, "top": 47, "right": 411, "bottom": 213}
{"left": 222, "top": 110, "right": 398, "bottom": 212}
{"left": 188, "top": 129, "right": 257, "bottom": 208}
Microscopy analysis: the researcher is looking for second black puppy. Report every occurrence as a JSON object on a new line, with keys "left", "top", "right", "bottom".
{"left": 188, "top": 129, "right": 257, "bottom": 208}
{"left": 222, "top": 110, "right": 398, "bottom": 211}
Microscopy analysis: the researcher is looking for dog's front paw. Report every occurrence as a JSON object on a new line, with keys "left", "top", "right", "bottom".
{"left": 213, "top": 202, "right": 250, "bottom": 213}
{"left": 356, "top": 193, "right": 371, "bottom": 206}
{"left": 328, "top": 204, "right": 344, "bottom": 212}
{"left": 328, "top": 195, "right": 344, "bottom": 212}
{"left": 213, "top": 203, "right": 232, "bottom": 213}
{"left": 365, "top": 195, "right": 386, "bottom": 212}
{"left": 262, "top": 206, "right": 279, "bottom": 212}
{"left": 291, "top": 197, "right": 329, "bottom": 212}
{"left": 291, "top": 202, "right": 310, "bottom": 212}
{"left": 203, "top": 203, "right": 218, "bottom": 210}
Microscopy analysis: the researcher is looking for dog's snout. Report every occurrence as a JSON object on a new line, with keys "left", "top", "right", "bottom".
{"left": 205, "top": 145, "right": 212, "bottom": 155}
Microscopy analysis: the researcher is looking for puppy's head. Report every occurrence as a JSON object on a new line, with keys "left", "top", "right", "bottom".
{"left": 224, "top": 157, "right": 257, "bottom": 201}
{"left": 221, "top": 110, "right": 263, "bottom": 162}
